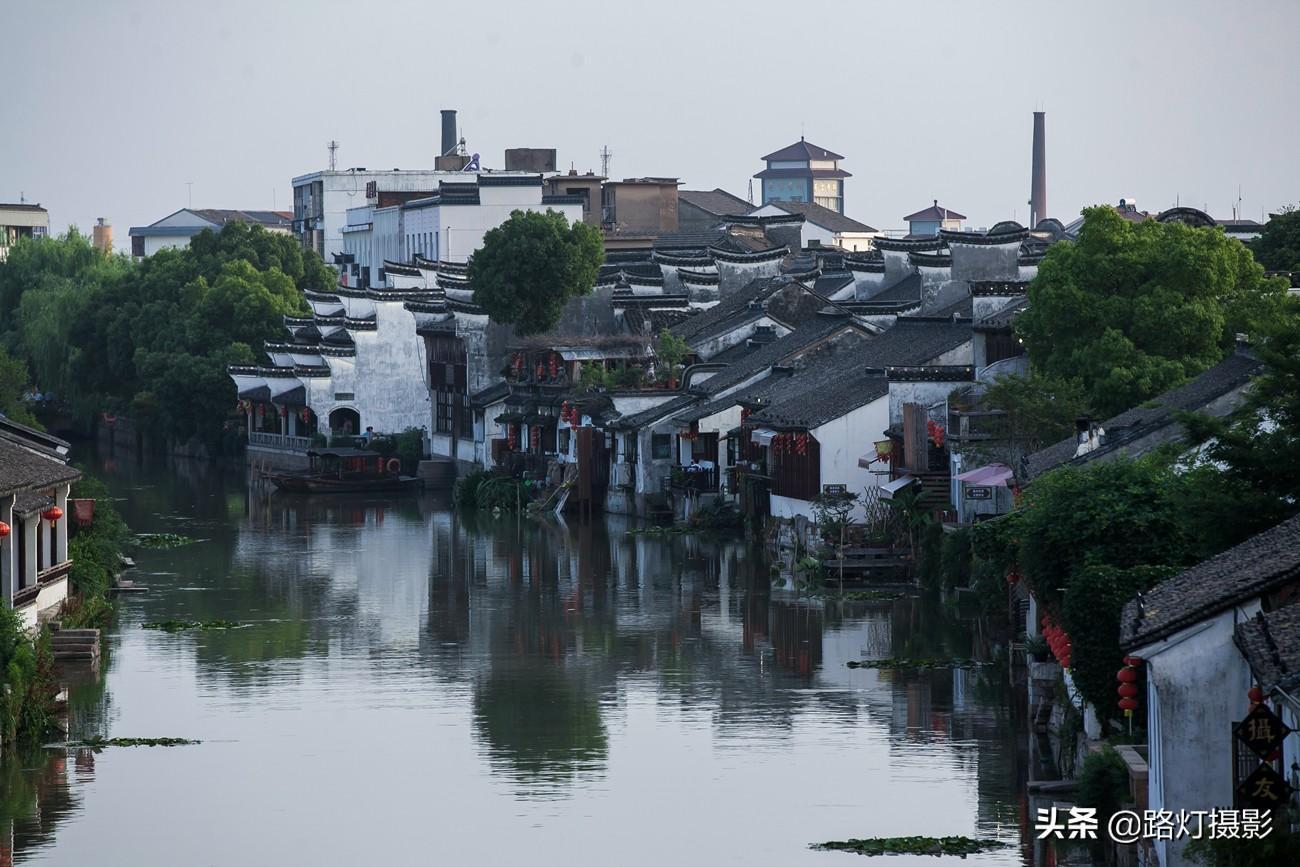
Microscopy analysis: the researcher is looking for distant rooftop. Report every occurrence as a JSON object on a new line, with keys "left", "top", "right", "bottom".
{"left": 905, "top": 200, "right": 966, "bottom": 222}
{"left": 761, "top": 138, "right": 844, "bottom": 162}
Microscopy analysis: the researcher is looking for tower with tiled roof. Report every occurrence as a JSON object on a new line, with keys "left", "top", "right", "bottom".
{"left": 753, "top": 137, "right": 850, "bottom": 215}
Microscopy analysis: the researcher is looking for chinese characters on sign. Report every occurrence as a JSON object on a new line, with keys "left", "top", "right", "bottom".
{"left": 1232, "top": 704, "right": 1294, "bottom": 809}
{"left": 1035, "top": 807, "right": 1273, "bottom": 842}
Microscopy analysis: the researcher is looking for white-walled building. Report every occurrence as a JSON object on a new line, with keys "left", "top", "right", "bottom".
{"left": 1121, "top": 516, "right": 1300, "bottom": 867}
{"left": 748, "top": 200, "right": 878, "bottom": 252}
{"left": 293, "top": 169, "right": 454, "bottom": 261}
{"left": 0, "top": 419, "right": 80, "bottom": 632}
{"left": 234, "top": 174, "right": 584, "bottom": 463}
{"left": 128, "top": 208, "right": 292, "bottom": 257}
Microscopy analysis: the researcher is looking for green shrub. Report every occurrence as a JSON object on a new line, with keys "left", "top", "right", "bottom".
{"left": 454, "top": 469, "right": 493, "bottom": 509}
{"left": 1075, "top": 746, "right": 1131, "bottom": 821}
{"left": 61, "top": 593, "right": 115, "bottom": 630}
{"left": 394, "top": 427, "right": 425, "bottom": 467}
{"left": 68, "top": 474, "right": 130, "bottom": 598}
{"left": 0, "top": 607, "right": 56, "bottom": 742}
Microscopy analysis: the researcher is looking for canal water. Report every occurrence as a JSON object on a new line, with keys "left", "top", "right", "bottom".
{"left": 3, "top": 453, "right": 1030, "bottom": 866}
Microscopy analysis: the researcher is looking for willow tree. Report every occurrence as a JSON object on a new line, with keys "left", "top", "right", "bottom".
{"left": 468, "top": 209, "right": 604, "bottom": 336}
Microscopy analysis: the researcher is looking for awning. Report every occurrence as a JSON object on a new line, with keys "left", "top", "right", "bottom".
{"left": 750, "top": 427, "right": 777, "bottom": 446}
{"left": 954, "top": 464, "right": 1014, "bottom": 487}
{"left": 878, "top": 475, "right": 917, "bottom": 500}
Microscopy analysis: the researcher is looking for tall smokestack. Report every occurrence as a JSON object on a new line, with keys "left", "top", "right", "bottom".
{"left": 1029, "top": 111, "right": 1047, "bottom": 227}
{"left": 440, "top": 110, "right": 458, "bottom": 157}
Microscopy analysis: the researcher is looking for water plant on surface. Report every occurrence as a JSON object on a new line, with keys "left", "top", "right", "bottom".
{"left": 63, "top": 736, "right": 200, "bottom": 750}
{"left": 845, "top": 657, "right": 991, "bottom": 671}
{"left": 131, "top": 533, "right": 198, "bottom": 549}
{"left": 812, "top": 836, "right": 1010, "bottom": 857}
{"left": 142, "top": 619, "right": 239, "bottom": 633}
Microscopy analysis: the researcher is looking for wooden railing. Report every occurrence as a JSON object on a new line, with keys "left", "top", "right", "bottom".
{"left": 249, "top": 432, "right": 313, "bottom": 452}
{"left": 13, "top": 559, "right": 73, "bottom": 607}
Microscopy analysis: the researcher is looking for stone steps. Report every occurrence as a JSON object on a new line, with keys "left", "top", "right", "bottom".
{"left": 50, "top": 626, "right": 100, "bottom": 662}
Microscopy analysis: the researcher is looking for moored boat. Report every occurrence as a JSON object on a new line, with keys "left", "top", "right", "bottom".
{"left": 268, "top": 448, "right": 421, "bottom": 494}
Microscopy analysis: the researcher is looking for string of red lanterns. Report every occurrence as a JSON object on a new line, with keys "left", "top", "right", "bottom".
{"left": 1117, "top": 656, "right": 1142, "bottom": 716}
{"left": 1040, "top": 614, "right": 1072, "bottom": 669}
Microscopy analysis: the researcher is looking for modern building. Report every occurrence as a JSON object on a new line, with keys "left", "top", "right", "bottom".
{"left": 292, "top": 169, "right": 451, "bottom": 260}
{"left": 0, "top": 418, "right": 80, "bottom": 632}
{"left": 0, "top": 203, "right": 49, "bottom": 261}
{"left": 601, "top": 178, "right": 680, "bottom": 249}
{"left": 128, "top": 208, "right": 292, "bottom": 257}
{"left": 748, "top": 200, "right": 878, "bottom": 252}
{"left": 903, "top": 201, "right": 966, "bottom": 237}
{"left": 754, "top": 138, "right": 850, "bottom": 215}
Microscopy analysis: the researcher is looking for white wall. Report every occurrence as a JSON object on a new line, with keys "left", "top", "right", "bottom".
{"left": 1136, "top": 606, "right": 1260, "bottom": 867}
{"left": 768, "top": 396, "right": 890, "bottom": 521}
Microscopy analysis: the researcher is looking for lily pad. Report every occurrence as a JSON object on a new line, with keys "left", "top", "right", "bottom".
{"left": 131, "top": 533, "right": 199, "bottom": 549}
{"left": 142, "top": 619, "right": 240, "bottom": 633}
{"left": 812, "top": 835, "right": 1009, "bottom": 857}
{"left": 845, "top": 657, "right": 992, "bottom": 671}
{"left": 64, "top": 736, "right": 200, "bottom": 751}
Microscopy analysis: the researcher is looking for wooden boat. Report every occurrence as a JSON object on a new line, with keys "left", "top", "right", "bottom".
{"left": 269, "top": 448, "right": 421, "bottom": 494}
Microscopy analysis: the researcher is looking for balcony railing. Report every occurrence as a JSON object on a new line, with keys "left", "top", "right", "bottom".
{"left": 667, "top": 467, "right": 720, "bottom": 494}
{"left": 13, "top": 559, "right": 72, "bottom": 607}
{"left": 249, "top": 432, "right": 313, "bottom": 452}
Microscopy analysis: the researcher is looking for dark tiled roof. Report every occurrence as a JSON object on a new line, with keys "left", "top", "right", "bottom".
{"left": 1025, "top": 351, "right": 1264, "bottom": 480}
{"left": 974, "top": 295, "right": 1028, "bottom": 330}
{"left": 904, "top": 201, "right": 966, "bottom": 222}
{"left": 750, "top": 364, "right": 890, "bottom": 431}
{"left": 670, "top": 278, "right": 781, "bottom": 342}
{"left": 678, "top": 189, "right": 752, "bottom": 217}
{"left": 14, "top": 492, "right": 54, "bottom": 516}
{"left": 693, "top": 313, "right": 867, "bottom": 396}
{"left": 0, "top": 418, "right": 80, "bottom": 498}
{"left": 1235, "top": 602, "right": 1300, "bottom": 694}
{"left": 191, "top": 209, "right": 293, "bottom": 228}
{"left": 931, "top": 294, "right": 974, "bottom": 319}
{"left": 761, "top": 140, "right": 845, "bottom": 162}
{"left": 763, "top": 200, "right": 877, "bottom": 233}
{"left": 471, "top": 381, "right": 511, "bottom": 407}
{"left": 1122, "top": 515, "right": 1300, "bottom": 650}
{"left": 870, "top": 273, "right": 923, "bottom": 304}
{"left": 654, "top": 229, "right": 728, "bottom": 251}
{"left": 813, "top": 272, "right": 854, "bottom": 297}
{"left": 610, "top": 394, "right": 698, "bottom": 430}
{"left": 621, "top": 306, "right": 698, "bottom": 335}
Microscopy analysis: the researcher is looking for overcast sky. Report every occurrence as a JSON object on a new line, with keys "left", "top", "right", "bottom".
{"left": 4, "top": 0, "right": 1298, "bottom": 248}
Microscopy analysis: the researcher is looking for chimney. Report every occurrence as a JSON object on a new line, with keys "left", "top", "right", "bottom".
{"left": 1029, "top": 111, "right": 1047, "bottom": 227}
{"left": 440, "top": 109, "right": 457, "bottom": 157}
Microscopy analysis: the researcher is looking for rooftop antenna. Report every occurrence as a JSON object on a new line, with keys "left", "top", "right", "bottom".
{"left": 18, "top": 192, "right": 24, "bottom": 204}
{"left": 328, "top": 140, "right": 339, "bottom": 171}
{"left": 600, "top": 145, "right": 613, "bottom": 178}
{"left": 747, "top": 179, "right": 754, "bottom": 204}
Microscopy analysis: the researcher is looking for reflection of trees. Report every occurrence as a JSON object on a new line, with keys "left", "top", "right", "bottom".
{"left": 0, "top": 746, "right": 91, "bottom": 860}
{"left": 474, "top": 669, "right": 607, "bottom": 788}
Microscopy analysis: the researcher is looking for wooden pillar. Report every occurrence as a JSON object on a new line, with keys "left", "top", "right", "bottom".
{"left": 0, "top": 494, "right": 13, "bottom": 603}
{"left": 22, "top": 516, "right": 37, "bottom": 589}
{"left": 55, "top": 484, "right": 68, "bottom": 564}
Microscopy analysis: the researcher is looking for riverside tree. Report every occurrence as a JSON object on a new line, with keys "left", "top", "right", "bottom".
{"left": 1250, "top": 205, "right": 1300, "bottom": 272}
{"left": 469, "top": 209, "right": 604, "bottom": 336}
{"left": 0, "top": 223, "right": 326, "bottom": 452}
{"left": 1016, "top": 206, "right": 1288, "bottom": 416}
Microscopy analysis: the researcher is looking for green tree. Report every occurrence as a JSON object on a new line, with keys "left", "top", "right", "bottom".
{"left": 0, "top": 348, "right": 41, "bottom": 428}
{"left": 1181, "top": 304, "right": 1300, "bottom": 536}
{"left": 1017, "top": 206, "right": 1287, "bottom": 416}
{"left": 1249, "top": 205, "right": 1300, "bottom": 272}
{"left": 469, "top": 209, "right": 603, "bottom": 336}
{"left": 655, "top": 327, "right": 689, "bottom": 386}
{"left": 980, "top": 372, "right": 1088, "bottom": 454}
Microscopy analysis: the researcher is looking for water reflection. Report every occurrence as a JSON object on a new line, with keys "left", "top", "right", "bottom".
{"left": 1, "top": 451, "right": 1030, "bottom": 865}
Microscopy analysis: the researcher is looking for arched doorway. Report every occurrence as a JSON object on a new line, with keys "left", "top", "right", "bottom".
{"left": 329, "top": 407, "right": 360, "bottom": 437}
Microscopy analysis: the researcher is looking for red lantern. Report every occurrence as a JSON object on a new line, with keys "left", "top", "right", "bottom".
{"left": 530, "top": 426, "right": 540, "bottom": 450}
{"left": 0, "top": 521, "right": 9, "bottom": 538}
{"left": 548, "top": 355, "right": 558, "bottom": 378}
{"left": 1248, "top": 686, "right": 1264, "bottom": 705}
{"left": 1118, "top": 683, "right": 1139, "bottom": 698}
{"left": 278, "top": 405, "right": 288, "bottom": 418}
{"left": 1119, "top": 697, "right": 1138, "bottom": 712}
{"left": 43, "top": 506, "right": 64, "bottom": 524}
{"left": 1117, "top": 667, "right": 1137, "bottom": 683}
{"left": 1123, "top": 656, "right": 1142, "bottom": 667}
